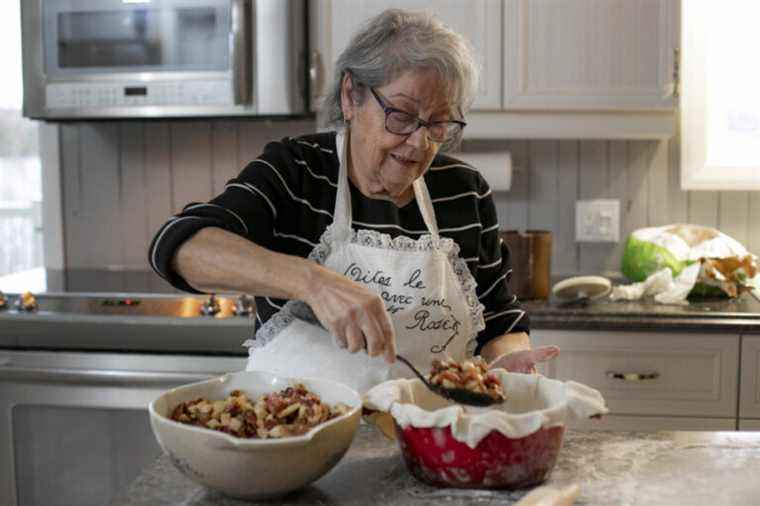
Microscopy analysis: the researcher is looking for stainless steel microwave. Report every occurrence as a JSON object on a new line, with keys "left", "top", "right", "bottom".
{"left": 21, "top": 0, "right": 307, "bottom": 120}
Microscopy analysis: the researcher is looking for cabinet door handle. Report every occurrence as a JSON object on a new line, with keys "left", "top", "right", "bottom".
{"left": 606, "top": 371, "right": 660, "bottom": 382}
{"left": 309, "top": 50, "right": 325, "bottom": 107}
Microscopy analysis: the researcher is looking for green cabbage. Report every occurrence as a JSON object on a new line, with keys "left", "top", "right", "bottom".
{"left": 621, "top": 236, "right": 686, "bottom": 282}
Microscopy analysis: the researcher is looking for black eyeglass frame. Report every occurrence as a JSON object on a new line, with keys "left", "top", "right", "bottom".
{"left": 368, "top": 87, "right": 467, "bottom": 145}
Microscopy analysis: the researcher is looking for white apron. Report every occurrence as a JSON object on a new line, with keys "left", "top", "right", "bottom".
{"left": 245, "top": 131, "right": 485, "bottom": 393}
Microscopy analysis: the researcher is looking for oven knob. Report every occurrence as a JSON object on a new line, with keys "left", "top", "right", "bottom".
{"left": 200, "top": 294, "right": 221, "bottom": 316}
{"left": 15, "top": 291, "right": 38, "bottom": 312}
{"left": 234, "top": 294, "right": 256, "bottom": 317}
{"left": 0, "top": 291, "right": 7, "bottom": 310}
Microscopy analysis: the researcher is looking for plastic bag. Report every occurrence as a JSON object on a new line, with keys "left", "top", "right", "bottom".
{"left": 619, "top": 224, "right": 759, "bottom": 299}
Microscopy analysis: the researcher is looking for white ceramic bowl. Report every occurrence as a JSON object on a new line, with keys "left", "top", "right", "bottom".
{"left": 149, "top": 370, "right": 362, "bottom": 500}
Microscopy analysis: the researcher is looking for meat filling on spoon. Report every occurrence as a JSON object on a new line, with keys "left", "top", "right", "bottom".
{"left": 429, "top": 357, "right": 506, "bottom": 403}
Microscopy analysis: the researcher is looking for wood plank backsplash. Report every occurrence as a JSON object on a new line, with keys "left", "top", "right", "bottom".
{"left": 59, "top": 120, "right": 760, "bottom": 277}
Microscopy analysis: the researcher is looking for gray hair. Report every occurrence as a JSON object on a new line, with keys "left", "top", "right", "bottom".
{"left": 320, "top": 9, "right": 479, "bottom": 146}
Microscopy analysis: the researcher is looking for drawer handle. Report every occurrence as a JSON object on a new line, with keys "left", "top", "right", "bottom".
{"left": 606, "top": 371, "right": 660, "bottom": 382}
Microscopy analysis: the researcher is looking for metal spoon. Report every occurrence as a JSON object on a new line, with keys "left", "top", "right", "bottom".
{"left": 394, "top": 354, "right": 502, "bottom": 407}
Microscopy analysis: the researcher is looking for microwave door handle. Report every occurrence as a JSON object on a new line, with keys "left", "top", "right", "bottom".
{"left": 231, "top": 0, "right": 253, "bottom": 105}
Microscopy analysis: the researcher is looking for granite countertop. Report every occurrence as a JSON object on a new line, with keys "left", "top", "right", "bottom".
{"left": 111, "top": 424, "right": 760, "bottom": 506}
{"left": 524, "top": 293, "right": 760, "bottom": 334}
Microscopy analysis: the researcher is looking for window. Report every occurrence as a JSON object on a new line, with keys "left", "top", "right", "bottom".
{"left": 681, "top": 1, "right": 760, "bottom": 189}
{"left": 0, "top": 3, "right": 43, "bottom": 276}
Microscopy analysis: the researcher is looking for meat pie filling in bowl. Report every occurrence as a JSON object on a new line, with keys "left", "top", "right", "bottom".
{"left": 364, "top": 361, "right": 608, "bottom": 489}
{"left": 170, "top": 384, "right": 350, "bottom": 439}
{"left": 149, "top": 371, "right": 361, "bottom": 500}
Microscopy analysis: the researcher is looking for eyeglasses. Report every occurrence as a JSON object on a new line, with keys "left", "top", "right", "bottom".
{"left": 369, "top": 87, "right": 466, "bottom": 145}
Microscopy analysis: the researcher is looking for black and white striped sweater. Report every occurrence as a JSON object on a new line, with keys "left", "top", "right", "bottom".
{"left": 148, "top": 131, "right": 529, "bottom": 353}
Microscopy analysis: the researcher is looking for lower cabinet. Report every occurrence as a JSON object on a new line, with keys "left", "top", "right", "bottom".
{"left": 738, "top": 419, "right": 760, "bottom": 431}
{"left": 533, "top": 330, "right": 741, "bottom": 431}
{"left": 571, "top": 415, "right": 736, "bottom": 432}
{"left": 740, "top": 336, "right": 760, "bottom": 418}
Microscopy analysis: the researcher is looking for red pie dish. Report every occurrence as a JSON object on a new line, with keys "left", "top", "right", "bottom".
{"left": 363, "top": 371, "right": 607, "bottom": 489}
{"left": 396, "top": 422, "right": 565, "bottom": 488}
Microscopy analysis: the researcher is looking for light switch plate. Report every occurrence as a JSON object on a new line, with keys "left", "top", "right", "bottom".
{"left": 575, "top": 199, "right": 620, "bottom": 242}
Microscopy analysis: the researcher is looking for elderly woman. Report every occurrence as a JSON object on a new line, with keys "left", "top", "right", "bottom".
{"left": 149, "top": 9, "right": 557, "bottom": 393}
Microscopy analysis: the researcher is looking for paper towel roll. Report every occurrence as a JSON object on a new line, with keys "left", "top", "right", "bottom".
{"left": 454, "top": 151, "right": 512, "bottom": 191}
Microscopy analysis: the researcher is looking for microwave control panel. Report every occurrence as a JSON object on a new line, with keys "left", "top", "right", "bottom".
{"left": 45, "top": 81, "right": 234, "bottom": 109}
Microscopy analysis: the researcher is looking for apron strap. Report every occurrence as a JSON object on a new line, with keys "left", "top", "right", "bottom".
{"left": 412, "top": 177, "right": 440, "bottom": 241}
{"left": 332, "top": 130, "right": 353, "bottom": 239}
{"left": 332, "top": 128, "right": 441, "bottom": 241}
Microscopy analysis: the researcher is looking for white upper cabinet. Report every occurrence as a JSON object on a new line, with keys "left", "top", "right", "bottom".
{"left": 503, "top": 0, "right": 678, "bottom": 111}
{"left": 314, "top": 0, "right": 502, "bottom": 110}
{"left": 309, "top": 0, "right": 680, "bottom": 139}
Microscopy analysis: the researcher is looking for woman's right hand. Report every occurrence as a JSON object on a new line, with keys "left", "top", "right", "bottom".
{"left": 302, "top": 265, "right": 397, "bottom": 364}
{"left": 172, "top": 229, "right": 395, "bottom": 362}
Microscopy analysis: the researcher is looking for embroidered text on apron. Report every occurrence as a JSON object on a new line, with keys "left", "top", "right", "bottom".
{"left": 245, "top": 130, "right": 485, "bottom": 393}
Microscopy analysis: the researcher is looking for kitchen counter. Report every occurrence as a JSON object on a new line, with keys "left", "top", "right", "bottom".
{"left": 111, "top": 424, "right": 760, "bottom": 506}
{"left": 524, "top": 294, "right": 760, "bottom": 334}
{"left": 4, "top": 268, "right": 760, "bottom": 356}
{"left": 5, "top": 294, "right": 760, "bottom": 355}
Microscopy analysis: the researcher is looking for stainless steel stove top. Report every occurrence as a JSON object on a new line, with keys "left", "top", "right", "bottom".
{"left": 0, "top": 268, "right": 254, "bottom": 354}
{"left": 0, "top": 268, "right": 256, "bottom": 315}
{"left": 0, "top": 292, "right": 253, "bottom": 317}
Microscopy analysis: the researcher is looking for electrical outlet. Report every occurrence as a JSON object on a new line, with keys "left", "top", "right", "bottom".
{"left": 575, "top": 199, "right": 620, "bottom": 243}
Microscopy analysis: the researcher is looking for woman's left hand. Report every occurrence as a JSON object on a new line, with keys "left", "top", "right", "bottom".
{"left": 487, "top": 345, "right": 560, "bottom": 374}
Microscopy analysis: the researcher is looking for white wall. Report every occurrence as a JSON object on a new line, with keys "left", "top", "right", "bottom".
{"left": 57, "top": 120, "right": 760, "bottom": 277}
